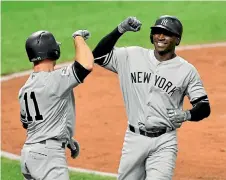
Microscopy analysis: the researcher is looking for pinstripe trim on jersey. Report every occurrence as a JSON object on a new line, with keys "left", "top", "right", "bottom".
{"left": 94, "top": 54, "right": 108, "bottom": 61}
{"left": 20, "top": 113, "right": 27, "bottom": 124}
{"left": 191, "top": 95, "right": 208, "bottom": 106}
{"left": 94, "top": 54, "right": 108, "bottom": 66}
{"left": 20, "top": 113, "right": 26, "bottom": 119}
{"left": 72, "top": 64, "right": 81, "bottom": 84}
{"left": 102, "top": 50, "right": 113, "bottom": 67}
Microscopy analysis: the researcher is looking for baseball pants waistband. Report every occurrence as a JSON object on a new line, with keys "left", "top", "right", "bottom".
{"left": 129, "top": 124, "right": 167, "bottom": 138}
{"left": 25, "top": 138, "right": 68, "bottom": 149}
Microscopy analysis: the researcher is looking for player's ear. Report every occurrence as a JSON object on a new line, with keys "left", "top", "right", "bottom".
{"left": 150, "top": 34, "right": 154, "bottom": 44}
{"left": 176, "top": 37, "right": 180, "bottom": 46}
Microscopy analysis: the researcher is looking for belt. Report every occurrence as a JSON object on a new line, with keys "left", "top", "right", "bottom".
{"left": 129, "top": 124, "right": 166, "bottom": 138}
{"left": 39, "top": 138, "right": 68, "bottom": 148}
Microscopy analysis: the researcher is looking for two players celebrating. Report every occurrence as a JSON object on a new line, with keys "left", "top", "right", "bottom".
{"left": 19, "top": 15, "right": 210, "bottom": 180}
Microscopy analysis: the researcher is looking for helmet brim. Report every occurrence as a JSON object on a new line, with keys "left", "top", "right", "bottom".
{"left": 151, "top": 25, "right": 179, "bottom": 37}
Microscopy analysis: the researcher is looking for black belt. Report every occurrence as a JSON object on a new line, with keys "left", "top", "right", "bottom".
{"left": 39, "top": 138, "right": 67, "bottom": 148}
{"left": 129, "top": 124, "right": 166, "bottom": 138}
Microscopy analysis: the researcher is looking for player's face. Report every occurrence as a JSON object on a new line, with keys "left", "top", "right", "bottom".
{"left": 152, "top": 28, "right": 179, "bottom": 54}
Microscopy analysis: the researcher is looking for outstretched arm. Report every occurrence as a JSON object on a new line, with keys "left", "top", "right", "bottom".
{"left": 71, "top": 30, "right": 94, "bottom": 82}
{"left": 50, "top": 30, "right": 94, "bottom": 97}
{"left": 92, "top": 27, "right": 122, "bottom": 61}
{"left": 72, "top": 30, "right": 94, "bottom": 71}
{"left": 93, "top": 17, "right": 142, "bottom": 65}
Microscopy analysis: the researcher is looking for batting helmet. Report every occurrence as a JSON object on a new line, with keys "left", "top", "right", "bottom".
{"left": 150, "top": 15, "right": 183, "bottom": 44}
{"left": 25, "top": 30, "right": 61, "bottom": 62}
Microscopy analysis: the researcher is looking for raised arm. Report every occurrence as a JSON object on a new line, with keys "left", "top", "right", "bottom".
{"left": 49, "top": 30, "right": 95, "bottom": 98}
{"left": 69, "top": 30, "right": 94, "bottom": 83}
{"left": 93, "top": 16, "right": 142, "bottom": 64}
{"left": 72, "top": 30, "right": 94, "bottom": 71}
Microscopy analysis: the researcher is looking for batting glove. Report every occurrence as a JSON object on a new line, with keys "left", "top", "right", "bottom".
{"left": 167, "top": 108, "right": 191, "bottom": 128}
{"left": 118, "top": 16, "right": 142, "bottom": 34}
{"left": 72, "top": 30, "right": 91, "bottom": 40}
{"left": 67, "top": 138, "right": 80, "bottom": 159}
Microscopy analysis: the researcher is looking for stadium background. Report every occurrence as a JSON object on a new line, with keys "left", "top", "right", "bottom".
{"left": 1, "top": 1, "right": 226, "bottom": 180}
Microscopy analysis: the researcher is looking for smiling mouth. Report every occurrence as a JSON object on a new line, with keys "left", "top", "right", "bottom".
{"left": 157, "top": 42, "right": 167, "bottom": 47}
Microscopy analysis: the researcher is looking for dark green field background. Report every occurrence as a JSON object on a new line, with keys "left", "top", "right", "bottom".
{"left": 2, "top": 1, "right": 226, "bottom": 75}
{"left": 1, "top": 2, "right": 226, "bottom": 180}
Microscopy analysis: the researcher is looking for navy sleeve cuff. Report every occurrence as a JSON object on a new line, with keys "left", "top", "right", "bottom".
{"left": 189, "top": 96, "right": 211, "bottom": 121}
{"left": 72, "top": 61, "right": 91, "bottom": 83}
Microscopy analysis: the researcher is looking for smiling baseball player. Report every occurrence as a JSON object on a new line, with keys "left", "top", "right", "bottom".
{"left": 93, "top": 16, "right": 211, "bottom": 180}
{"left": 19, "top": 30, "right": 94, "bottom": 180}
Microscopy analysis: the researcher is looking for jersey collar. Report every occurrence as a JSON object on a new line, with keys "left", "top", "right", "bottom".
{"left": 149, "top": 50, "right": 179, "bottom": 65}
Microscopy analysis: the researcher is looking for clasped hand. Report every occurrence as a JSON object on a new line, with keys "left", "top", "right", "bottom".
{"left": 167, "top": 108, "right": 190, "bottom": 128}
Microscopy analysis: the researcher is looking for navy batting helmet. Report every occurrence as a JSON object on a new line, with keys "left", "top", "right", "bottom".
{"left": 150, "top": 15, "right": 183, "bottom": 45}
{"left": 25, "top": 30, "right": 61, "bottom": 62}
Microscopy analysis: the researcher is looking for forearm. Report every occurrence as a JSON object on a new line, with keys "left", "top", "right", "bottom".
{"left": 167, "top": 96, "right": 210, "bottom": 126}
{"left": 92, "top": 27, "right": 123, "bottom": 58}
{"left": 187, "top": 96, "right": 211, "bottom": 121}
{"left": 74, "top": 36, "right": 94, "bottom": 71}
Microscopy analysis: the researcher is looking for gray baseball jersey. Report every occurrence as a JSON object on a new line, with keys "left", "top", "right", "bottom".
{"left": 99, "top": 46, "right": 207, "bottom": 130}
{"left": 96, "top": 46, "right": 207, "bottom": 180}
{"left": 18, "top": 64, "right": 81, "bottom": 144}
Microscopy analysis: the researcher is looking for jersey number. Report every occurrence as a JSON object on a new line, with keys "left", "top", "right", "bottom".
{"left": 24, "top": 92, "right": 43, "bottom": 122}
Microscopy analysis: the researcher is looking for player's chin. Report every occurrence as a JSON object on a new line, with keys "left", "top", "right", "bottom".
{"left": 154, "top": 43, "right": 172, "bottom": 54}
{"left": 154, "top": 46, "right": 168, "bottom": 53}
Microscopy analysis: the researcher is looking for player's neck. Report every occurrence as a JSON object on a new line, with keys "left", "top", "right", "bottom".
{"left": 33, "top": 59, "right": 55, "bottom": 72}
{"left": 154, "top": 50, "right": 176, "bottom": 62}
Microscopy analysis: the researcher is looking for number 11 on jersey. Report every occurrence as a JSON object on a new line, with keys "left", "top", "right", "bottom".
{"left": 24, "top": 92, "right": 43, "bottom": 123}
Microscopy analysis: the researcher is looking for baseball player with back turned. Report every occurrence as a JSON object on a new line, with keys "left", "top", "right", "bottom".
{"left": 18, "top": 29, "right": 94, "bottom": 180}
{"left": 93, "top": 15, "right": 211, "bottom": 180}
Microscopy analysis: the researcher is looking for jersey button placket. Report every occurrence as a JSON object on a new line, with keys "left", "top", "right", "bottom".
{"left": 155, "top": 62, "right": 160, "bottom": 74}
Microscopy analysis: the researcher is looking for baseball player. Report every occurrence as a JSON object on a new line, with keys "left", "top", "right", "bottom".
{"left": 18, "top": 29, "right": 94, "bottom": 180}
{"left": 93, "top": 16, "right": 211, "bottom": 180}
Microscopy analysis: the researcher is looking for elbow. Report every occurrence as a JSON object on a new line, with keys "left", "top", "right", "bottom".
{"left": 86, "top": 60, "right": 94, "bottom": 71}
{"left": 189, "top": 102, "right": 211, "bottom": 122}
{"left": 83, "top": 62, "right": 94, "bottom": 71}
{"left": 82, "top": 55, "right": 94, "bottom": 71}
{"left": 199, "top": 104, "right": 211, "bottom": 121}
{"left": 204, "top": 104, "right": 211, "bottom": 119}
{"left": 200, "top": 103, "right": 211, "bottom": 121}
{"left": 87, "top": 66, "right": 93, "bottom": 71}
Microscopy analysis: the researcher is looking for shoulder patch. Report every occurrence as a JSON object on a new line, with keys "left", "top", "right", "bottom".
{"left": 61, "top": 66, "right": 70, "bottom": 76}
